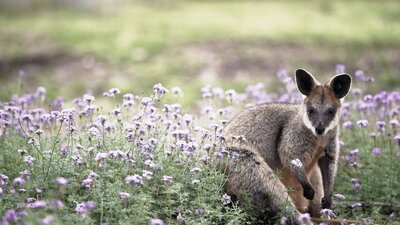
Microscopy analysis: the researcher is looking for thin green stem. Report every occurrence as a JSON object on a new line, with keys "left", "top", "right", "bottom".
{"left": 18, "top": 119, "right": 45, "bottom": 160}
{"left": 44, "top": 121, "right": 63, "bottom": 181}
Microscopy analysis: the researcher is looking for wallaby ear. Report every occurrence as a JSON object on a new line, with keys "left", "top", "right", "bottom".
{"left": 328, "top": 74, "right": 352, "bottom": 99}
{"left": 295, "top": 69, "right": 316, "bottom": 96}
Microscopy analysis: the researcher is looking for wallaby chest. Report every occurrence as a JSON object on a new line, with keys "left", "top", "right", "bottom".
{"left": 304, "top": 138, "right": 327, "bottom": 173}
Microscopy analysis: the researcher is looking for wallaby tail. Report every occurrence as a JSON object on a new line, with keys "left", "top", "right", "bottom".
{"left": 218, "top": 146, "right": 308, "bottom": 225}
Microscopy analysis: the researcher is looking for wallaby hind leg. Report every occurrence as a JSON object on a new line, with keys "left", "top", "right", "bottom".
{"left": 308, "top": 166, "right": 323, "bottom": 217}
{"left": 222, "top": 147, "right": 305, "bottom": 225}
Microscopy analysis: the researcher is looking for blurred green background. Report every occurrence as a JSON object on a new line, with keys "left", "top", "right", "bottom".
{"left": 1, "top": 0, "right": 400, "bottom": 105}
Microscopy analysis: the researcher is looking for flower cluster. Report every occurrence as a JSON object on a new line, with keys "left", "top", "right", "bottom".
{"left": 0, "top": 67, "right": 399, "bottom": 224}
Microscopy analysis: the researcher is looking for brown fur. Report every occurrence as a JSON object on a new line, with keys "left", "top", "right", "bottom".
{"left": 221, "top": 69, "right": 351, "bottom": 224}
{"left": 304, "top": 85, "right": 341, "bottom": 107}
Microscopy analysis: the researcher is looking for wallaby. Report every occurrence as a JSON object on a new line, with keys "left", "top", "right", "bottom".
{"left": 221, "top": 69, "right": 351, "bottom": 224}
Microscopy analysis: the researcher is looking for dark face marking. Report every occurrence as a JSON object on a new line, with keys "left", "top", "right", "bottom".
{"left": 304, "top": 86, "right": 340, "bottom": 135}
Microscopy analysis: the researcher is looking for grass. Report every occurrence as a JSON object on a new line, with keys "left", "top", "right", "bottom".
{"left": 1, "top": 1, "right": 400, "bottom": 104}
{"left": 0, "top": 70, "right": 399, "bottom": 224}
{"left": 1, "top": 1, "right": 400, "bottom": 224}
{"left": 3, "top": 1, "right": 400, "bottom": 55}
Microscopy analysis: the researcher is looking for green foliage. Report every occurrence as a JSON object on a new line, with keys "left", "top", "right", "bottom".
{"left": 1, "top": 69, "right": 399, "bottom": 224}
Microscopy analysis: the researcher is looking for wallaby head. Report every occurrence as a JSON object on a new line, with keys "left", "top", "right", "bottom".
{"left": 295, "top": 69, "right": 352, "bottom": 136}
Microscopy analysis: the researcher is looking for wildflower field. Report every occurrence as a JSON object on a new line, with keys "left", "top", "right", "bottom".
{"left": 0, "top": 65, "right": 399, "bottom": 225}
{"left": 1, "top": 0, "right": 400, "bottom": 224}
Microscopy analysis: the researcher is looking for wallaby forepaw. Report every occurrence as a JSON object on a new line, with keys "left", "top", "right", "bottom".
{"left": 321, "top": 196, "right": 332, "bottom": 209}
{"left": 303, "top": 185, "right": 315, "bottom": 200}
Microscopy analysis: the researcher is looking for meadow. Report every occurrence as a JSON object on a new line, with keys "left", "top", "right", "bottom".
{"left": 0, "top": 66, "right": 399, "bottom": 224}
{"left": 1, "top": 0, "right": 400, "bottom": 224}
{"left": 1, "top": 1, "right": 400, "bottom": 103}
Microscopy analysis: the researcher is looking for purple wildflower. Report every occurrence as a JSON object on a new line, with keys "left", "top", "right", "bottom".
{"left": 345, "top": 149, "right": 360, "bottom": 161}
{"left": 122, "top": 100, "right": 135, "bottom": 108}
{"left": 27, "top": 198, "right": 36, "bottom": 203}
{"left": 36, "top": 86, "right": 47, "bottom": 96}
{"left": 343, "top": 121, "right": 353, "bottom": 129}
{"left": 394, "top": 134, "right": 400, "bottom": 143}
{"left": 142, "top": 170, "right": 153, "bottom": 180}
{"left": 354, "top": 70, "right": 365, "bottom": 81}
{"left": 336, "top": 64, "right": 345, "bottom": 74}
{"left": 97, "top": 115, "right": 107, "bottom": 126}
{"left": 351, "top": 202, "right": 362, "bottom": 208}
{"left": 225, "top": 89, "right": 237, "bottom": 103}
{"left": 280, "top": 216, "right": 288, "bottom": 224}
{"left": 390, "top": 119, "right": 399, "bottom": 128}
{"left": 75, "top": 201, "right": 96, "bottom": 214}
{"left": 2, "top": 209, "right": 18, "bottom": 223}
{"left": 24, "top": 156, "right": 35, "bottom": 167}
{"left": 191, "top": 179, "right": 200, "bottom": 185}
{"left": 108, "top": 150, "right": 127, "bottom": 159}
{"left": 171, "top": 87, "right": 183, "bottom": 97}
{"left": 81, "top": 178, "right": 94, "bottom": 188}
{"left": 55, "top": 177, "right": 69, "bottom": 185}
{"left": 162, "top": 175, "right": 173, "bottom": 185}
{"left": 141, "top": 97, "right": 153, "bottom": 106}
{"left": 125, "top": 175, "right": 144, "bottom": 185}
{"left": 333, "top": 194, "right": 346, "bottom": 200}
{"left": 291, "top": 159, "right": 303, "bottom": 168}
{"left": 150, "top": 218, "right": 164, "bottom": 225}
{"left": 41, "top": 215, "right": 54, "bottom": 225}
{"left": 320, "top": 208, "right": 335, "bottom": 218}
{"left": 171, "top": 103, "right": 182, "bottom": 112}
{"left": 190, "top": 167, "right": 202, "bottom": 173}
{"left": 12, "top": 177, "right": 25, "bottom": 186}
{"left": 351, "top": 178, "right": 361, "bottom": 192}
{"left": 88, "top": 171, "right": 99, "bottom": 179}
{"left": 153, "top": 83, "right": 169, "bottom": 97}
{"left": 119, "top": 192, "right": 130, "bottom": 200}
{"left": 27, "top": 200, "right": 48, "bottom": 209}
{"left": 376, "top": 121, "right": 385, "bottom": 132}
{"left": 22, "top": 114, "right": 33, "bottom": 123}
{"left": 20, "top": 170, "right": 30, "bottom": 178}
{"left": 221, "top": 193, "right": 231, "bottom": 205}
{"left": 182, "top": 114, "right": 193, "bottom": 125}
{"left": 177, "top": 213, "right": 185, "bottom": 223}
{"left": 17, "top": 149, "right": 27, "bottom": 156}
{"left": 72, "top": 155, "right": 84, "bottom": 165}
{"left": 372, "top": 148, "right": 381, "bottom": 157}
{"left": 88, "top": 127, "right": 100, "bottom": 137}
{"left": 350, "top": 161, "right": 359, "bottom": 168}
{"left": 123, "top": 93, "right": 135, "bottom": 101}
{"left": 109, "top": 88, "right": 120, "bottom": 96}
{"left": 356, "top": 120, "right": 369, "bottom": 128}
{"left": 35, "top": 129, "right": 44, "bottom": 135}
{"left": 60, "top": 145, "right": 68, "bottom": 157}
{"left": 95, "top": 152, "right": 108, "bottom": 162}
{"left": 83, "top": 94, "right": 95, "bottom": 104}
{"left": 210, "top": 123, "right": 222, "bottom": 131}
{"left": 0, "top": 173, "right": 9, "bottom": 186}
{"left": 298, "top": 213, "right": 311, "bottom": 224}
{"left": 52, "top": 200, "right": 64, "bottom": 208}
{"left": 112, "top": 108, "right": 121, "bottom": 116}
{"left": 352, "top": 88, "right": 362, "bottom": 96}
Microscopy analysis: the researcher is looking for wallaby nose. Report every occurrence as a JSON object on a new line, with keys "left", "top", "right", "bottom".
{"left": 316, "top": 127, "right": 325, "bottom": 135}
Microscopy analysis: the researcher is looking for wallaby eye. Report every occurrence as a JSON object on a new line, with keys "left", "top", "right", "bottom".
{"left": 307, "top": 108, "right": 315, "bottom": 115}
{"left": 327, "top": 108, "right": 336, "bottom": 116}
